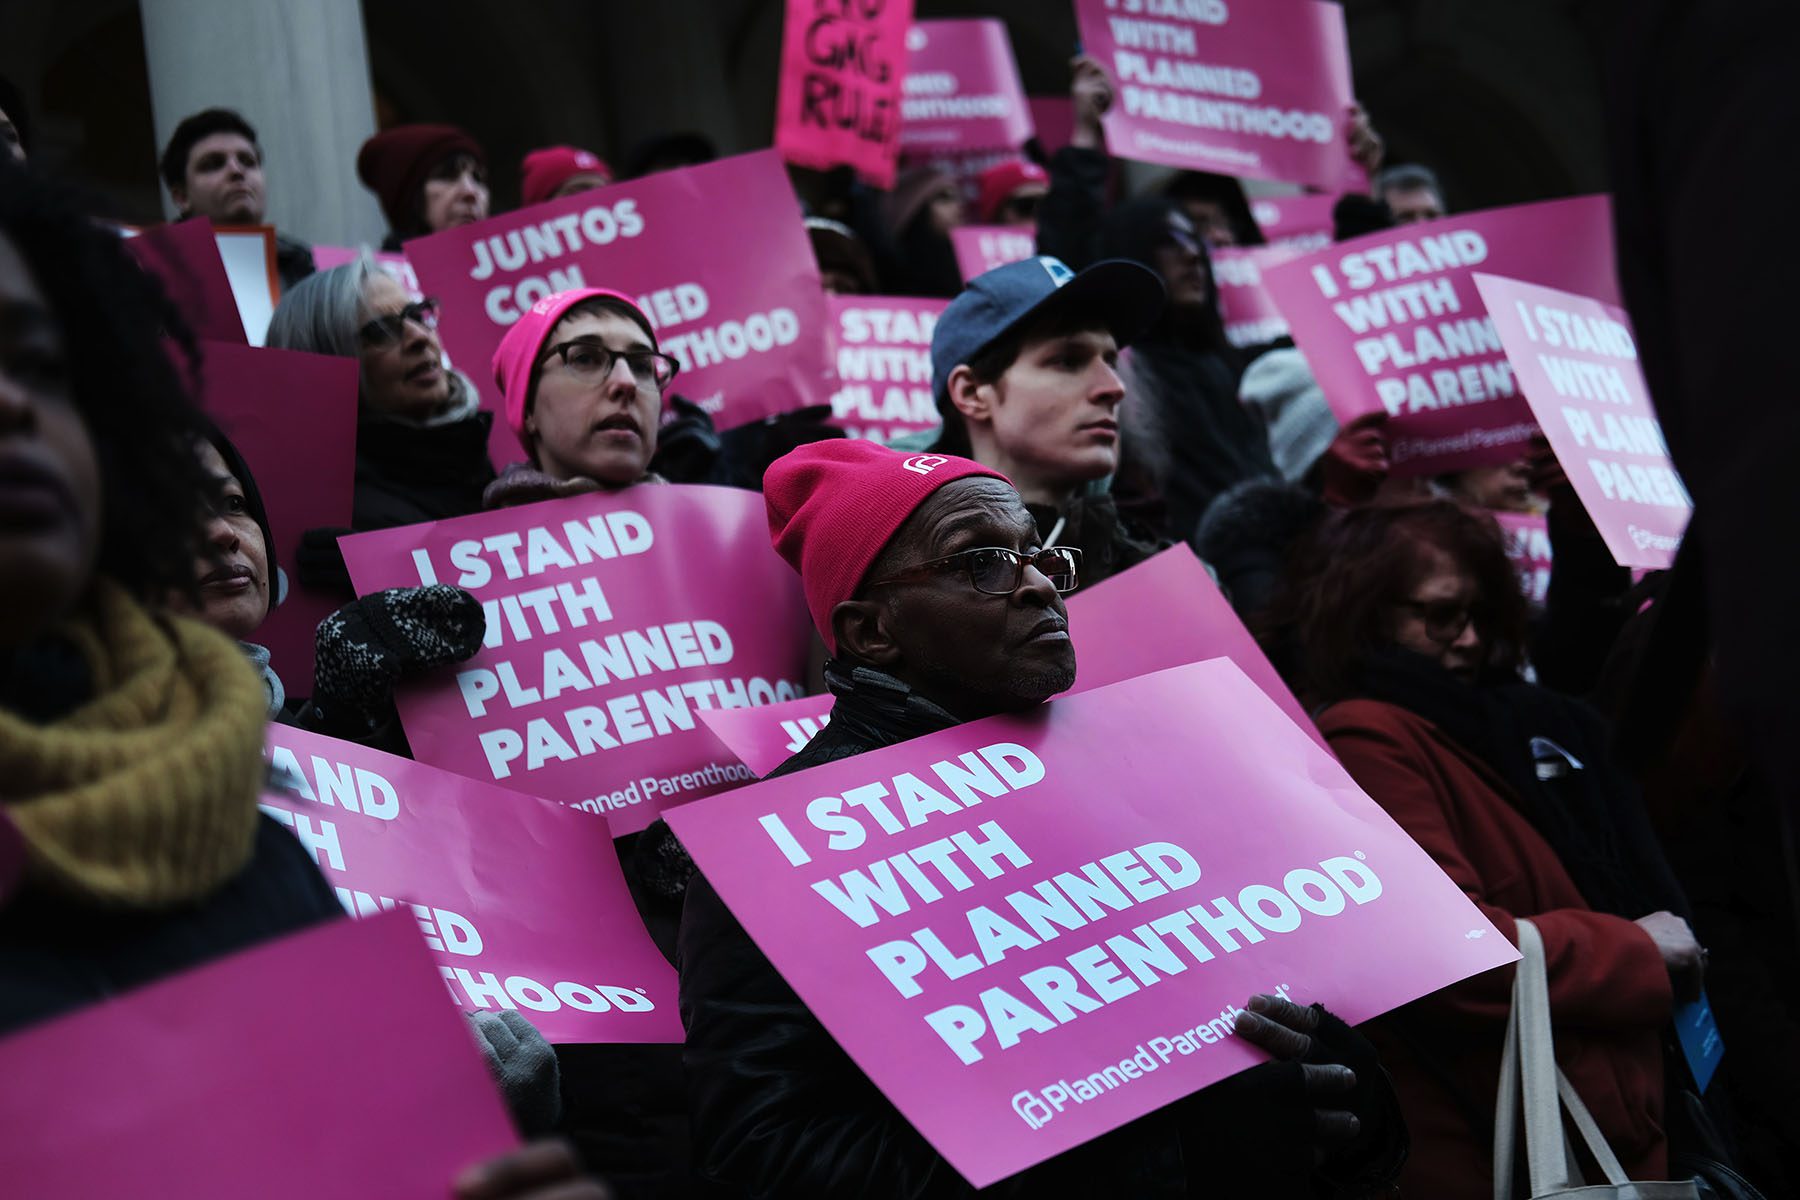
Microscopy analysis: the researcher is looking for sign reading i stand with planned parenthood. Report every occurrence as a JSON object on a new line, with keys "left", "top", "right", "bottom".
{"left": 1475, "top": 274, "right": 1690, "bottom": 569}
{"left": 900, "top": 19, "right": 1034, "bottom": 153}
{"left": 405, "top": 151, "right": 833, "bottom": 448}
{"left": 827, "top": 295, "right": 947, "bottom": 442}
{"left": 339, "top": 486, "right": 813, "bottom": 837}
{"left": 262, "top": 724, "right": 683, "bottom": 1043}
{"left": 1262, "top": 195, "right": 1618, "bottom": 476}
{"left": 1073, "top": 0, "right": 1361, "bottom": 191}
{"left": 668, "top": 660, "right": 1515, "bottom": 1188}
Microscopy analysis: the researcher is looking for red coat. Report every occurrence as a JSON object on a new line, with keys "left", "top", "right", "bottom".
{"left": 1319, "top": 699, "right": 1672, "bottom": 1198}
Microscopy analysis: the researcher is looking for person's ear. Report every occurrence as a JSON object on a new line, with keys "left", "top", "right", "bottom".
{"left": 831, "top": 598, "right": 902, "bottom": 667}
{"left": 947, "top": 364, "right": 997, "bottom": 425}
{"left": 169, "top": 182, "right": 190, "bottom": 213}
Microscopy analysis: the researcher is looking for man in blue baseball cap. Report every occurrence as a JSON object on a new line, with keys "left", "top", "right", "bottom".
{"left": 928, "top": 254, "right": 1171, "bottom": 591}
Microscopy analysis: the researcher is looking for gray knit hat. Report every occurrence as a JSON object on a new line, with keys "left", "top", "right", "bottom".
{"left": 1238, "top": 347, "right": 1339, "bottom": 482}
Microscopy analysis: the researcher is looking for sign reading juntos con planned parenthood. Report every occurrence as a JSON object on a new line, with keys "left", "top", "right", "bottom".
{"left": 405, "top": 150, "right": 834, "bottom": 453}
{"left": 670, "top": 660, "right": 1515, "bottom": 1187}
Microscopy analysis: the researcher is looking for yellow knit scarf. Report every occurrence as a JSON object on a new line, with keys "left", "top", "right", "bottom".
{"left": 0, "top": 580, "right": 270, "bottom": 908}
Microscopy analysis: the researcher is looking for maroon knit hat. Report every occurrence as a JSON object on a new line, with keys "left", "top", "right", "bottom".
{"left": 764, "top": 441, "right": 1010, "bottom": 652}
{"left": 357, "top": 124, "right": 485, "bottom": 234}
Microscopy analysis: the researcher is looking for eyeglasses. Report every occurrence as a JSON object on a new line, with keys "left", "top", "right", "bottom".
{"left": 539, "top": 339, "right": 680, "bottom": 392}
{"left": 1397, "top": 597, "right": 1478, "bottom": 645}
{"left": 865, "top": 546, "right": 1082, "bottom": 596}
{"left": 358, "top": 298, "right": 439, "bottom": 347}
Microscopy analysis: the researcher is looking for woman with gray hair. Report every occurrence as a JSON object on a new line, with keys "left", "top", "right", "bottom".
{"left": 266, "top": 252, "right": 494, "bottom": 539}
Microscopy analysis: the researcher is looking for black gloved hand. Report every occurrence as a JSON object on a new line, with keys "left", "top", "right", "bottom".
{"left": 314, "top": 584, "right": 486, "bottom": 721}
{"left": 296, "top": 526, "right": 356, "bottom": 596}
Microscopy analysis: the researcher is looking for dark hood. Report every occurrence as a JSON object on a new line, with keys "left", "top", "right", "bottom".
{"left": 1099, "top": 196, "right": 1231, "bottom": 352}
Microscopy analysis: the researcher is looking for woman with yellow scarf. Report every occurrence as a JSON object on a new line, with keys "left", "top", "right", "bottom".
{"left": 0, "top": 160, "right": 605, "bottom": 1200}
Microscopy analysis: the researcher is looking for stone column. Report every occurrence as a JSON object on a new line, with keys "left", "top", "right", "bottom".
{"left": 139, "top": 0, "right": 383, "bottom": 247}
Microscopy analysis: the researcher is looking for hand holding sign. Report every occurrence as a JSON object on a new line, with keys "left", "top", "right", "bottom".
{"left": 1473, "top": 274, "right": 1690, "bottom": 568}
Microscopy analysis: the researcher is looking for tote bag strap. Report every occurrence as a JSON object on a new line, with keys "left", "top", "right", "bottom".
{"left": 1498, "top": 918, "right": 1631, "bottom": 1197}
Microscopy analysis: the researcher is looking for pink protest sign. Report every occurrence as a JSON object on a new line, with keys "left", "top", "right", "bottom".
{"left": 951, "top": 224, "right": 1038, "bottom": 282}
{"left": 1211, "top": 243, "right": 1304, "bottom": 349}
{"left": 404, "top": 151, "right": 833, "bottom": 456}
{"left": 700, "top": 547, "right": 1325, "bottom": 775}
{"left": 123, "top": 217, "right": 247, "bottom": 343}
{"left": 1075, "top": 0, "right": 1358, "bottom": 191}
{"left": 1474, "top": 274, "right": 1689, "bottom": 569}
{"left": 776, "top": 0, "right": 916, "bottom": 186}
{"left": 828, "top": 294, "right": 945, "bottom": 442}
{"left": 1493, "top": 510, "right": 1553, "bottom": 606}
{"left": 339, "top": 485, "right": 812, "bottom": 836}
{"left": 262, "top": 724, "right": 682, "bottom": 1043}
{"left": 0, "top": 910, "right": 517, "bottom": 1197}
{"left": 901, "top": 19, "right": 1034, "bottom": 153}
{"left": 198, "top": 340, "right": 357, "bottom": 694}
{"left": 1262, "top": 195, "right": 1619, "bottom": 476}
{"left": 313, "top": 243, "right": 422, "bottom": 296}
{"left": 668, "top": 659, "right": 1515, "bottom": 1187}
{"left": 700, "top": 692, "right": 836, "bottom": 777}
{"left": 1249, "top": 193, "right": 1337, "bottom": 252}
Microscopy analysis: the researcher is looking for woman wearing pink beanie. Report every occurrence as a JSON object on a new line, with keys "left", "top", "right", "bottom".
{"left": 482, "top": 287, "right": 677, "bottom": 509}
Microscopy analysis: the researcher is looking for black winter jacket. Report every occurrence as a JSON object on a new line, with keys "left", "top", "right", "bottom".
{"left": 0, "top": 816, "right": 342, "bottom": 1036}
{"left": 678, "top": 666, "right": 1406, "bottom": 1197}
{"left": 353, "top": 408, "right": 497, "bottom": 534}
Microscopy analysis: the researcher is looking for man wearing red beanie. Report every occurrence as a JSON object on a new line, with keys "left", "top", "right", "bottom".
{"left": 678, "top": 439, "right": 1406, "bottom": 1197}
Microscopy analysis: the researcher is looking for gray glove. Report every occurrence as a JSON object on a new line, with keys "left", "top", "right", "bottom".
{"left": 469, "top": 1010, "right": 563, "bottom": 1136}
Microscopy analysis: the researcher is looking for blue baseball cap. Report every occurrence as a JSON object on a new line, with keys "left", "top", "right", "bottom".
{"left": 930, "top": 255, "right": 1166, "bottom": 403}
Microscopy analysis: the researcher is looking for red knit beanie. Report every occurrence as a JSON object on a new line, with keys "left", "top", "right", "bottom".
{"left": 357, "top": 124, "right": 485, "bottom": 234}
{"left": 764, "top": 441, "right": 1010, "bottom": 652}
{"left": 976, "top": 160, "right": 1049, "bottom": 224}
{"left": 520, "top": 145, "right": 614, "bottom": 208}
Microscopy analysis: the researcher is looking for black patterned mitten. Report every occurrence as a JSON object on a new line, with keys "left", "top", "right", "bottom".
{"left": 313, "top": 584, "right": 486, "bottom": 720}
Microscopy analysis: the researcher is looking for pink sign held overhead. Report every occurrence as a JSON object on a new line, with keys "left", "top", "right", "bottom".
{"left": 0, "top": 910, "right": 518, "bottom": 1198}
{"left": 339, "top": 485, "right": 812, "bottom": 835}
{"left": 828, "top": 295, "right": 946, "bottom": 442}
{"left": 1262, "top": 195, "right": 1619, "bottom": 477}
{"left": 1074, "top": 0, "right": 1358, "bottom": 191}
{"left": 776, "top": 0, "right": 915, "bottom": 187}
{"left": 262, "top": 724, "right": 683, "bottom": 1043}
{"left": 404, "top": 151, "right": 833, "bottom": 456}
{"left": 199, "top": 341, "right": 357, "bottom": 694}
{"left": 951, "top": 224, "right": 1038, "bottom": 282}
{"left": 1493, "top": 510, "right": 1553, "bottom": 606}
{"left": 699, "top": 547, "right": 1325, "bottom": 775}
{"left": 668, "top": 659, "right": 1516, "bottom": 1188}
{"left": 1249, "top": 193, "right": 1337, "bottom": 252}
{"left": 1211, "top": 243, "right": 1304, "bottom": 349}
{"left": 1474, "top": 274, "right": 1689, "bottom": 569}
{"left": 901, "top": 19, "right": 1034, "bottom": 153}
{"left": 122, "top": 217, "right": 247, "bottom": 343}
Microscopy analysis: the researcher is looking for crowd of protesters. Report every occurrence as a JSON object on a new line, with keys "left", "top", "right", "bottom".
{"left": 0, "top": 32, "right": 1795, "bottom": 1200}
